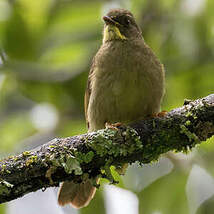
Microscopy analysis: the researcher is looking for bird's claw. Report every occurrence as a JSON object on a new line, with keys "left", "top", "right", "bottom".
{"left": 152, "top": 110, "right": 168, "bottom": 118}
{"left": 105, "top": 122, "right": 122, "bottom": 130}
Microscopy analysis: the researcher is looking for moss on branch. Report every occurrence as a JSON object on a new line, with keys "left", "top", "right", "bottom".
{"left": 0, "top": 94, "right": 213, "bottom": 204}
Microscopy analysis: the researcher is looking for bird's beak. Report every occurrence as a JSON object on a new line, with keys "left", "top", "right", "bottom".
{"left": 103, "top": 16, "right": 121, "bottom": 26}
{"left": 102, "top": 15, "right": 126, "bottom": 43}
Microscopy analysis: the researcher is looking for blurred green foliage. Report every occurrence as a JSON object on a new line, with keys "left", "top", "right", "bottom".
{"left": 0, "top": 205, "right": 4, "bottom": 214}
{"left": 138, "top": 169, "right": 189, "bottom": 214}
{"left": 0, "top": 0, "right": 214, "bottom": 213}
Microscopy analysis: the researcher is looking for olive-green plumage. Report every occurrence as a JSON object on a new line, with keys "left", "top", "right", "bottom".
{"left": 58, "top": 8, "right": 165, "bottom": 208}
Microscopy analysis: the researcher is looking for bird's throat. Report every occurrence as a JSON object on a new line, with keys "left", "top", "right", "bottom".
{"left": 103, "top": 25, "right": 127, "bottom": 43}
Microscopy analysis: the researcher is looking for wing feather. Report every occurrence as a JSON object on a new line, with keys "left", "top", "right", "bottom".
{"left": 84, "top": 58, "right": 96, "bottom": 130}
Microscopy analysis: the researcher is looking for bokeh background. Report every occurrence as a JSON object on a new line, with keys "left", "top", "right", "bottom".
{"left": 0, "top": 0, "right": 213, "bottom": 214}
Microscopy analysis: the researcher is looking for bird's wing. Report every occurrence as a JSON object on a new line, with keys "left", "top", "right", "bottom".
{"left": 84, "top": 58, "right": 96, "bottom": 130}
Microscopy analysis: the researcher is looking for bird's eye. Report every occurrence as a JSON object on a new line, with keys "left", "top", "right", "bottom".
{"left": 123, "top": 17, "right": 130, "bottom": 26}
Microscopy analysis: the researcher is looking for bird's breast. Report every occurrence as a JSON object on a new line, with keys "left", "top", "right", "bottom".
{"left": 88, "top": 66, "right": 150, "bottom": 131}
{"left": 87, "top": 41, "right": 163, "bottom": 131}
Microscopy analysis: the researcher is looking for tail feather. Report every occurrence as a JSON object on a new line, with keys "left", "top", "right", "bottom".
{"left": 58, "top": 179, "right": 97, "bottom": 209}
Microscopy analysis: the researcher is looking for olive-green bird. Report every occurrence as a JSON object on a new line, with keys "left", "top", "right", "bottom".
{"left": 58, "top": 8, "right": 165, "bottom": 208}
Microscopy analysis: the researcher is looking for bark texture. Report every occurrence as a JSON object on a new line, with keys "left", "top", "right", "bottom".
{"left": 0, "top": 94, "right": 213, "bottom": 204}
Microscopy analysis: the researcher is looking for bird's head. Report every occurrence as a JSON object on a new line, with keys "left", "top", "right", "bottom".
{"left": 102, "top": 9, "right": 142, "bottom": 43}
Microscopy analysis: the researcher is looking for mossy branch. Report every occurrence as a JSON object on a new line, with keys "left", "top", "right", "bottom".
{"left": 0, "top": 94, "right": 214, "bottom": 204}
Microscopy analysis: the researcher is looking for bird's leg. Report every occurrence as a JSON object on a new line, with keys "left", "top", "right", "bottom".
{"left": 152, "top": 110, "right": 168, "bottom": 118}
{"left": 105, "top": 122, "right": 122, "bottom": 130}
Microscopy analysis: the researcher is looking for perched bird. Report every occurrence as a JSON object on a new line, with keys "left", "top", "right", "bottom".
{"left": 58, "top": 8, "right": 165, "bottom": 209}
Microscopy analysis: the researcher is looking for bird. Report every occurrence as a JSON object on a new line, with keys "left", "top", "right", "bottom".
{"left": 58, "top": 8, "right": 165, "bottom": 209}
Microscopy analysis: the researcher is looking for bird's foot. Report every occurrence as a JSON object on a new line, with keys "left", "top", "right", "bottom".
{"left": 152, "top": 110, "right": 168, "bottom": 118}
{"left": 105, "top": 122, "right": 122, "bottom": 130}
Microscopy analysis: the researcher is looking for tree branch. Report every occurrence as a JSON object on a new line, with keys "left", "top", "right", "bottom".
{"left": 0, "top": 94, "right": 214, "bottom": 204}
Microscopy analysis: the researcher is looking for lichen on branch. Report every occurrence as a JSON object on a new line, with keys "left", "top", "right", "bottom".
{"left": 0, "top": 94, "right": 213, "bottom": 204}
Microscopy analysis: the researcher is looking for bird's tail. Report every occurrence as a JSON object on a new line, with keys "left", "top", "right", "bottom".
{"left": 58, "top": 179, "right": 98, "bottom": 209}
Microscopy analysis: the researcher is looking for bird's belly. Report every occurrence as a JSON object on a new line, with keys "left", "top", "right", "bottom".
{"left": 88, "top": 68, "right": 157, "bottom": 131}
